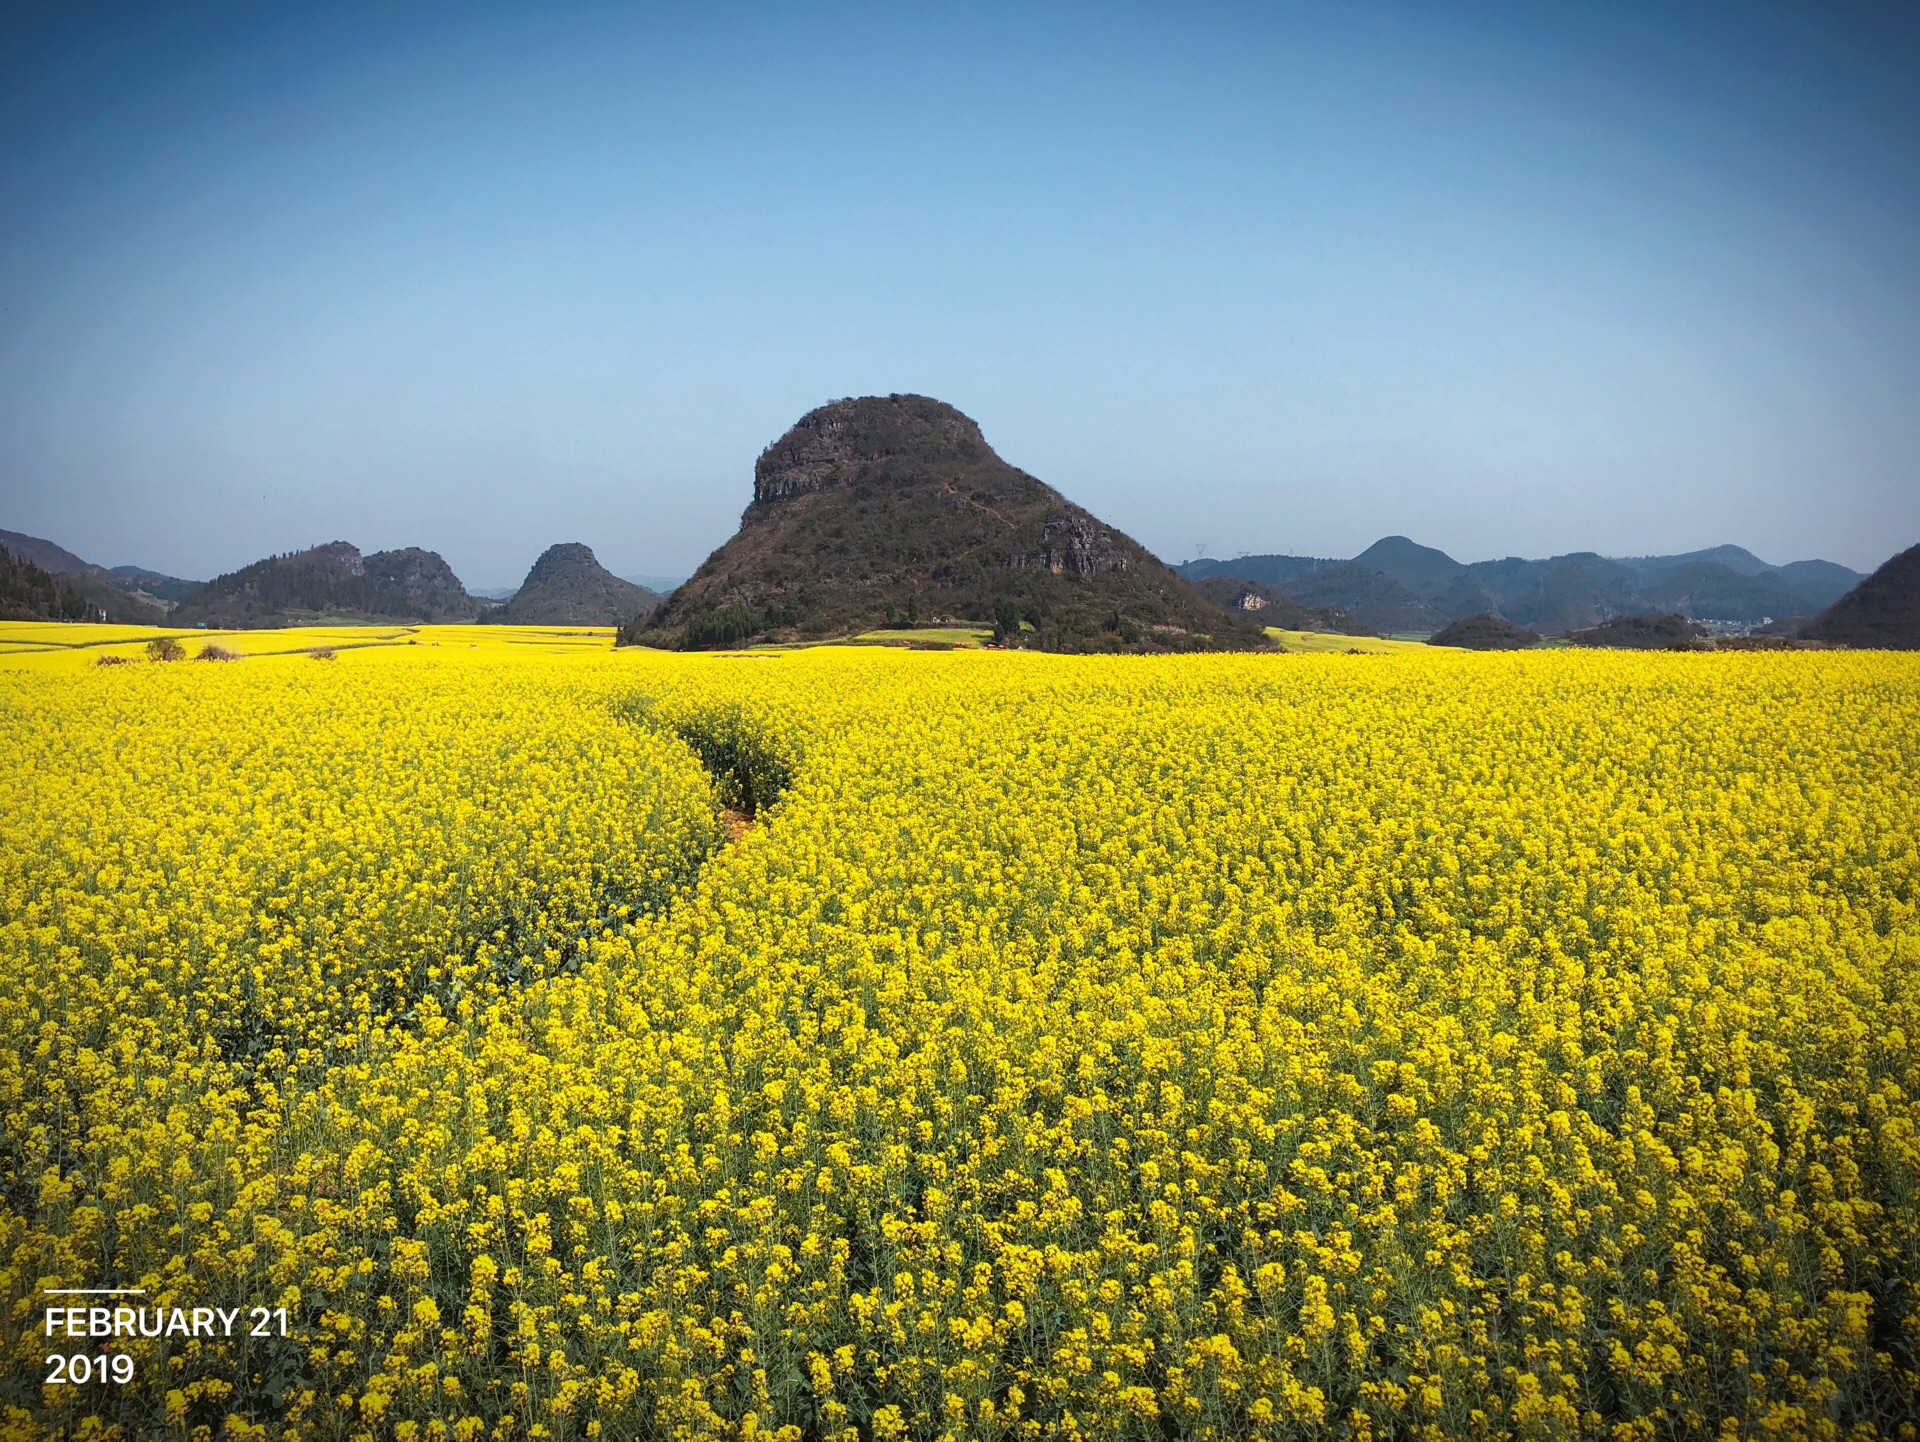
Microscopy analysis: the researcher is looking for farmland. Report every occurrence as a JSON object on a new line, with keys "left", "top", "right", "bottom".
{"left": 2, "top": 632, "right": 1916, "bottom": 1440}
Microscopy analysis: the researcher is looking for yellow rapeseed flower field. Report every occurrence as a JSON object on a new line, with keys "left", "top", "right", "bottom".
{"left": 1, "top": 633, "right": 1916, "bottom": 1441}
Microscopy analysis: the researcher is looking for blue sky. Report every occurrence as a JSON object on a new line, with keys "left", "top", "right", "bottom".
{"left": 2, "top": 1, "right": 1916, "bottom": 586}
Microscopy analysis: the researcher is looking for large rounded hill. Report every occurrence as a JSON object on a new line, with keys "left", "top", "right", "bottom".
{"left": 1796, "top": 543, "right": 1920, "bottom": 649}
{"left": 628, "top": 395, "right": 1263, "bottom": 651}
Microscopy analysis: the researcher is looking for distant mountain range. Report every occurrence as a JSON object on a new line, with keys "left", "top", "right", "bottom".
{"left": 6, "top": 490, "right": 1911, "bottom": 646}
{"left": 1179, "top": 536, "right": 1865, "bottom": 635}
{"left": 1, "top": 528, "right": 663, "bottom": 629}
{"left": 622, "top": 573, "right": 688, "bottom": 596}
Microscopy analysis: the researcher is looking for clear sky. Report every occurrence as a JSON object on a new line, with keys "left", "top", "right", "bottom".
{"left": 2, "top": 1, "right": 1916, "bottom": 586}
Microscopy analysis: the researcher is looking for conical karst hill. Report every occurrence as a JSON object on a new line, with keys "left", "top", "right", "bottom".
{"left": 487, "top": 543, "right": 660, "bottom": 625}
{"left": 627, "top": 394, "right": 1264, "bottom": 651}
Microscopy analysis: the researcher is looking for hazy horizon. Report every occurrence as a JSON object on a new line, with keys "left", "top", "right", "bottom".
{"left": 4, "top": 1, "right": 1917, "bottom": 582}
{"left": 0, "top": 514, "right": 1893, "bottom": 595}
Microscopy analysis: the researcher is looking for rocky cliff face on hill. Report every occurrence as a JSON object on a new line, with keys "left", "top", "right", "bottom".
{"left": 1188, "top": 576, "right": 1369, "bottom": 635}
{"left": 629, "top": 395, "right": 1263, "bottom": 652}
{"left": 485, "top": 543, "right": 660, "bottom": 625}
{"left": 361, "top": 547, "right": 483, "bottom": 620}
{"left": 170, "top": 542, "right": 481, "bottom": 627}
{"left": 1796, "top": 543, "right": 1920, "bottom": 649}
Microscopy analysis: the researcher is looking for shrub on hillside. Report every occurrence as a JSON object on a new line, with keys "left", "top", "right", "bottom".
{"left": 1428, "top": 613, "right": 1540, "bottom": 650}
{"left": 1565, "top": 613, "right": 1705, "bottom": 650}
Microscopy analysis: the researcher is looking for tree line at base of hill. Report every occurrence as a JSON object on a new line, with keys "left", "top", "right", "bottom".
{"left": 0, "top": 545, "right": 99, "bottom": 622}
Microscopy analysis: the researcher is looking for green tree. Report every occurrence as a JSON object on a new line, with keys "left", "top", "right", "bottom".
{"left": 993, "top": 597, "right": 1023, "bottom": 646}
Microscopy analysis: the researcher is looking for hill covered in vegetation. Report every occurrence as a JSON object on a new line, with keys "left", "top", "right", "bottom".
{"left": 1797, "top": 543, "right": 1920, "bottom": 649}
{"left": 1427, "top": 613, "right": 1540, "bottom": 649}
{"left": 1566, "top": 613, "right": 1705, "bottom": 649}
{"left": 627, "top": 395, "right": 1264, "bottom": 652}
{"left": 170, "top": 542, "right": 482, "bottom": 627}
{"left": 0, "top": 528, "right": 173, "bottom": 621}
{"left": 1277, "top": 561, "right": 1449, "bottom": 633}
{"left": 1187, "top": 576, "right": 1368, "bottom": 634}
{"left": 1181, "top": 538, "right": 1864, "bottom": 633}
{"left": 0, "top": 544, "right": 97, "bottom": 621}
{"left": 484, "top": 543, "right": 660, "bottom": 625}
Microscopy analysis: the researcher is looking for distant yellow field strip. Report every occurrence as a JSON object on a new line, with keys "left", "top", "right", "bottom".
{"left": 1265, "top": 626, "right": 1428, "bottom": 652}
{"left": 0, "top": 621, "right": 626, "bottom": 669}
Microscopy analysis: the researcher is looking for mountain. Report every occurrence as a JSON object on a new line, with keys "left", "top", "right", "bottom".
{"left": 1178, "top": 544, "right": 1448, "bottom": 633}
{"left": 486, "top": 544, "right": 660, "bottom": 625}
{"left": 1274, "top": 562, "right": 1449, "bottom": 633}
{"left": 1769, "top": 559, "right": 1864, "bottom": 611}
{"left": 1631, "top": 562, "right": 1815, "bottom": 624}
{"left": 1796, "top": 543, "right": 1920, "bottom": 649}
{"left": 170, "top": 542, "right": 482, "bottom": 627}
{"left": 1187, "top": 576, "right": 1370, "bottom": 635}
{"left": 1587, "top": 547, "right": 1858, "bottom": 614}
{"left": 1177, "top": 553, "right": 1337, "bottom": 587}
{"left": 1614, "top": 544, "right": 1775, "bottom": 577}
{"left": 362, "top": 547, "right": 485, "bottom": 620}
{"left": 1, "top": 543, "right": 97, "bottom": 621}
{"left": 105, "top": 564, "right": 204, "bottom": 606}
{"left": 0, "top": 528, "right": 172, "bottom": 622}
{"left": 0, "top": 528, "right": 94, "bottom": 575}
{"left": 1338, "top": 544, "right": 1802, "bottom": 630}
{"left": 1465, "top": 556, "right": 1641, "bottom": 632}
{"left": 627, "top": 395, "right": 1266, "bottom": 652}
{"left": 1181, "top": 537, "right": 1863, "bottom": 633}
{"left": 1352, "top": 535, "right": 1466, "bottom": 593}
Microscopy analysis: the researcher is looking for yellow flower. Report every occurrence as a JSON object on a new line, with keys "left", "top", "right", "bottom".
{"left": 1, "top": 636, "right": 1913, "bottom": 1438}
